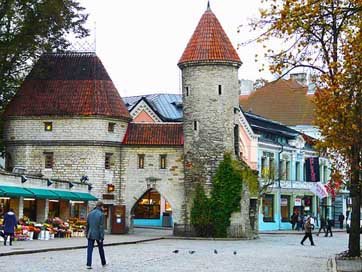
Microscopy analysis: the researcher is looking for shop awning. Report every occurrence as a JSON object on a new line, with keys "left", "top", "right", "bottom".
{"left": 73, "top": 192, "right": 98, "bottom": 201}
{"left": 51, "top": 190, "right": 80, "bottom": 200}
{"left": 0, "top": 185, "right": 34, "bottom": 198}
{"left": 24, "top": 188, "right": 59, "bottom": 200}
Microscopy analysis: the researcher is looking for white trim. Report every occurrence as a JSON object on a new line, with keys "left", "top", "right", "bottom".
{"left": 130, "top": 100, "right": 162, "bottom": 123}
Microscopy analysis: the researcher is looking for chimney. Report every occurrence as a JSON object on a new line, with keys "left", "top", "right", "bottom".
{"left": 290, "top": 72, "right": 307, "bottom": 86}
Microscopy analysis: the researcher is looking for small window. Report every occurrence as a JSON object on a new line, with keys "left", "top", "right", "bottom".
{"left": 262, "top": 194, "right": 274, "bottom": 222}
{"left": 160, "top": 155, "right": 167, "bottom": 169}
{"left": 108, "top": 122, "right": 116, "bottom": 132}
{"left": 138, "top": 154, "right": 145, "bottom": 169}
{"left": 44, "top": 152, "right": 54, "bottom": 169}
{"left": 44, "top": 122, "right": 53, "bottom": 131}
{"left": 105, "top": 153, "right": 113, "bottom": 169}
{"left": 193, "top": 121, "right": 198, "bottom": 131}
{"left": 185, "top": 86, "right": 190, "bottom": 96}
{"left": 218, "top": 85, "right": 222, "bottom": 95}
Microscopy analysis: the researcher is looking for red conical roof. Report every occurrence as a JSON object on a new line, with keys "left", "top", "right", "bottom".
{"left": 4, "top": 52, "right": 131, "bottom": 120}
{"left": 178, "top": 6, "right": 241, "bottom": 67}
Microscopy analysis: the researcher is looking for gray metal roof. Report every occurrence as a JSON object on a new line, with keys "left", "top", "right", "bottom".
{"left": 123, "top": 93, "right": 183, "bottom": 121}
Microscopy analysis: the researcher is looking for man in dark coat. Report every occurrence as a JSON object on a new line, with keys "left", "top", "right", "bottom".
{"left": 338, "top": 213, "right": 345, "bottom": 229}
{"left": 325, "top": 216, "right": 333, "bottom": 237}
{"left": 3, "top": 208, "right": 17, "bottom": 246}
{"left": 301, "top": 216, "right": 315, "bottom": 246}
{"left": 86, "top": 201, "right": 106, "bottom": 269}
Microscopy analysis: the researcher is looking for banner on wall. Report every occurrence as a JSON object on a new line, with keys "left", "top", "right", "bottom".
{"left": 310, "top": 182, "right": 328, "bottom": 199}
{"left": 305, "top": 157, "right": 320, "bottom": 182}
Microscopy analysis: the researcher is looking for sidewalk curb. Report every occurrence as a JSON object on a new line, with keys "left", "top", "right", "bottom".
{"left": 327, "top": 257, "right": 337, "bottom": 272}
{"left": 0, "top": 237, "right": 165, "bottom": 257}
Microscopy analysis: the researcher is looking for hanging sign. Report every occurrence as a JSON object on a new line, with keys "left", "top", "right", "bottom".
{"left": 305, "top": 157, "right": 320, "bottom": 182}
{"left": 310, "top": 182, "right": 328, "bottom": 199}
{"left": 294, "top": 198, "right": 302, "bottom": 206}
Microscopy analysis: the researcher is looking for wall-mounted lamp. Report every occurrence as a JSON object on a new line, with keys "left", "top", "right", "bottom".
{"left": 21, "top": 175, "right": 28, "bottom": 183}
{"left": 69, "top": 182, "right": 74, "bottom": 189}
{"left": 107, "top": 184, "right": 115, "bottom": 193}
{"left": 47, "top": 179, "right": 53, "bottom": 186}
{"left": 80, "top": 175, "right": 89, "bottom": 183}
{"left": 88, "top": 184, "right": 93, "bottom": 191}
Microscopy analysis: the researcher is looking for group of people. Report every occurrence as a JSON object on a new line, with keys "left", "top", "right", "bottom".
{"left": 1, "top": 202, "right": 107, "bottom": 269}
{"left": 290, "top": 212, "right": 315, "bottom": 231}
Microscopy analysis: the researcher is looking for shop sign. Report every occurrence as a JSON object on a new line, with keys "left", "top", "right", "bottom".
{"left": 295, "top": 198, "right": 302, "bottom": 206}
{"left": 281, "top": 198, "right": 288, "bottom": 206}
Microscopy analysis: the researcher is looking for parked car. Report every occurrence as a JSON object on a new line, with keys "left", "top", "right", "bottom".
{"left": 346, "top": 213, "right": 362, "bottom": 233}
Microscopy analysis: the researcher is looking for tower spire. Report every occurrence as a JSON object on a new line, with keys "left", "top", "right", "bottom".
{"left": 207, "top": 1, "right": 211, "bottom": 11}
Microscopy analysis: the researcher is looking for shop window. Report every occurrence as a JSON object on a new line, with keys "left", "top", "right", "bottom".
{"left": 44, "top": 122, "right": 52, "bottom": 131}
{"left": 44, "top": 152, "right": 54, "bottom": 169}
{"left": 138, "top": 154, "right": 145, "bottom": 169}
{"left": 160, "top": 154, "right": 167, "bottom": 169}
{"left": 134, "top": 189, "right": 161, "bottom": 219}
{"left": 262, "top": 194, "right": 274, "bottom": 222}
{"left": 48, "top": 200, "right": 60, "bottom": 218}
{"left": 71, "top": 201, "right": 87, "bottom": 219}
{"left": 0, "top": 198, "right": 10, "bottom": 218}
{"left": 108, "top": 122, "right": 116, "bottom": 132}
{"left": 303, "top": 196, "right": 313, "bottom": 215}
{"left": 23, "top": 198, "right": 37, "bottom": 221}
{"left": 105, "top": 153, "right": 113, "bottom": 169}
{"left": 281, "top": 195, "right": 290, "bottom": 222}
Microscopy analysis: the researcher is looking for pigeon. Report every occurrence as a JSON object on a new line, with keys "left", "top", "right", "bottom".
{"left": 233, "top": 251, "right": 237, "bottom": 255}
{"left": 189, "top": 250, "right": 196, "bottom": 254}
{"left": 172, "top": 250, "right": 179, "bottom": 254}
{"left": 214, "top": 249, "right": 218, "bottom": 254}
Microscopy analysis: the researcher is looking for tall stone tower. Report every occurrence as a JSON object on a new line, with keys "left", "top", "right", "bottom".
{"left": 178, "top": 4, "right": 242, "bottom": 223}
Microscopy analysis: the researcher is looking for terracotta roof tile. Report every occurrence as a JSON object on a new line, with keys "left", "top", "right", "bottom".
{"left": 178, "top": 7, "right": 241, "bottom": 67}
{"left": 239, "top": 79, "right": 315, "bottom": 126}
{"left": 122, "top": 123, "right": 183, "bottom": 146}
{"left": 4, "top": 52, "right": 131, "bottom": 119}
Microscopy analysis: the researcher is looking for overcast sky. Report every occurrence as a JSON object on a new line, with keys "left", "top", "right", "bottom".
{"left": 79, "top": 0, "right": 273, "bottom": 97}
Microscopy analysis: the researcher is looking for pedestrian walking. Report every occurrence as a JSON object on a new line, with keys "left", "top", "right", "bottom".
{"left": 325, "top": 216, "right": 333, "bottom": 237}
{"left": 86, "top": 201, "right": 107, "bottom": 269}
{"left": 296, "top": 213, "right": 303, "bottom": 231}
{"left": 338, "top": 213, "right": 345, "bottom": 229}
{"left": 300, "top": 216, "right": 315, "bottom": 246}
{"left": 316, "top": 216, "right": 326, "bottom": 236}
{"left": 290, "top": 212, "right": 298, "bottom": 230}
{"left": 3, "top": 208, "right": 17, "bottom": 246}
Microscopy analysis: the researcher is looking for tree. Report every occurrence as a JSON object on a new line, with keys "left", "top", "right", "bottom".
{"left": 250, "top": 0, "right": 362, "bottom": 256}
{"left": 0, "top": 0, "right": 89, "bottom": 111}
{"left": 190, "top": 184, "right": 212, "bottom": 237}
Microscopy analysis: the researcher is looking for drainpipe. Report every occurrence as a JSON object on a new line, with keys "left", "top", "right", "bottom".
{"left": 277, "top": 144, "right": 284, "bottom": 230}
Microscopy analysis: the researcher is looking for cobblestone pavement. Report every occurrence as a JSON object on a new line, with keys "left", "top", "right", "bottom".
{"left": 0, "top": 232, "right": 349, "bottom": 272}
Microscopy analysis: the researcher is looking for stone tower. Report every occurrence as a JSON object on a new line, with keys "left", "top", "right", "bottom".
{"left": 178, "top": 4, "right": 242, "bottom": 224}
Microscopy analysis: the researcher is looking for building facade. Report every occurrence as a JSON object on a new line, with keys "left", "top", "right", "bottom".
{"left": 3, "top": 5, "right": 256, "bottom": 237}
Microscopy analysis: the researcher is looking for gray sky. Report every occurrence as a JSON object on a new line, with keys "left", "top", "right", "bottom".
{"left": 80, "top": 0, "right": 272, "bottom": 97}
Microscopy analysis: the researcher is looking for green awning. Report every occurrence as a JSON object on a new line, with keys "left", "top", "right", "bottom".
{"left": 0, "top": 185, "right": 34, "bottom": 198}
{"left": 51, "top": 190, "right": 80, "bottom": 200}
{"left": 73, "top": 192, "right": 98, "bottom": 201}
{"left": 24, "top": 188, "right": 59, "bottom": 200}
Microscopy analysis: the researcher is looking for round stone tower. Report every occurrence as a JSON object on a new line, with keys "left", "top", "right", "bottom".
{"left": 178, "top": 4, "right": 242, "bottom": 223}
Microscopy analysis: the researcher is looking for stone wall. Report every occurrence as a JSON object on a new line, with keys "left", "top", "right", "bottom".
{"left": 4, "top": 117, "right": 128, "bottom": 142}
{"left": 120, "top": 146, "right": 185, "bottom": 230}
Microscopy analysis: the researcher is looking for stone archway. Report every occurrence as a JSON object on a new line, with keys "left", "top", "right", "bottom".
{"left": 130, "top": 188, "right": 173, "bottom": 228}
